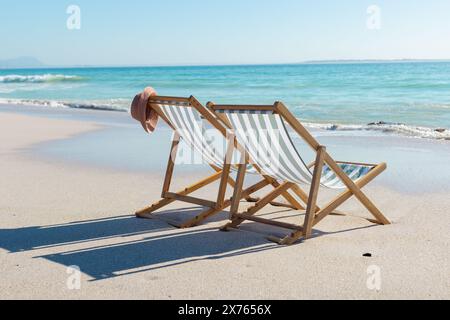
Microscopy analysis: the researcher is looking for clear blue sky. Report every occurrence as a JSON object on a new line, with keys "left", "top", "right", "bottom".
{"left": 1, "top": 0, "right": 450, "bottom": 66}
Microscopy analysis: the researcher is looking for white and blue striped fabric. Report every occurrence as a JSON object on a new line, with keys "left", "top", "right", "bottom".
{"left": 218, "top": 109, "right": 373, "bottom": 189}
{"left": 158, "top": 103, "right": 256, "bottom": 174}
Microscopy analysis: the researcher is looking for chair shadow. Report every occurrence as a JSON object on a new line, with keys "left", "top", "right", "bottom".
{"left": 38, "top": 228, "right": 276, "bottom": 281}
{"left": 149, "top": 206, "right": 231, "bottom": 224}
{"left": 0, "top": 204, "right": 232, "bottom": 254}
{"left": 0, "top": 215, "right": 171, "bottom": 253}
{"left": 0, "top": 211, "right": 277, "bottom": 281}
{"left": 1, "top": 206, "right": 374, "bottom": 282}
{"left": 237, "top": 208, "right": 379, "bottom": 239}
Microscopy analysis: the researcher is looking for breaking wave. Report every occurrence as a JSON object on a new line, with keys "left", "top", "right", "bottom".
{"left": 0, "top": 98, "right": 448, "bottom": 140}
{"left": 304, "top": 121, "right": 450, "bottom": 141}
{"left": 0, "top": 98, "right": 128, "bottom": 112}
{"left": 0, "top": 74, "right": 84, "bottom": 83}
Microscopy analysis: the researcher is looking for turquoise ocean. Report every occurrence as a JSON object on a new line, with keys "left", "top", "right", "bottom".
{"left": 1, "top": 62, "right": 449, "bottom": 139}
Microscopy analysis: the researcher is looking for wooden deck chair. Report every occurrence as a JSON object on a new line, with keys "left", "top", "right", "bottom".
{"left": 208, "top": 101, "right": 391, "bottom": 245}
{"left": 135, "top": 96, "right": 302, "bottom": 228}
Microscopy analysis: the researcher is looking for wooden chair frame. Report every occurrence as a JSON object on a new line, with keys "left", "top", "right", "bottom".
{"left": 135, "top": 96, "right": 303, "bottom": 228}
{"left": 207, "top": 101, "right": 391, "bottom": 245}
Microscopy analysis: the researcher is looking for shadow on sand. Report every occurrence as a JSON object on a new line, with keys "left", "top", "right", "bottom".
{"left": 0, "top": 206, "right": 376, "bottom": 281}
{"left": 0, "top": 210, "right": 277, "bottom": 281}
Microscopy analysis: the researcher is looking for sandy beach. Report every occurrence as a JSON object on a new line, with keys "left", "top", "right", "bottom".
{"left": 0, "top": 106, "right": 449, "bottom": 300}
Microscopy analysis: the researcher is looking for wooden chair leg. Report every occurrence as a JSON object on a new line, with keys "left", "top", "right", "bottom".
{"left": 230, "top": 179, "right": 259, "bottom": 203}
{"left": 322, "top": 158, "right": 390, "bottom": 225}
{"left": 303, "top": 147, "right": 326, "bottom": 239}
{"left": 222, "top": 182, "right": 294, "bottom": 230}
{"left": 272, "top": 164, "right": 389, "bottom": 245}
{"left": 216, "top": 135, "right": 235, "bottom": 208}
{"left": 180, "top": 178, "right": 270, "bottom": 229}
{"left": 268, "top": 179, "right": 305, "bottom": 210}
{"left": 211, "top": 165, "right": 260, "bottom": 203}
{"left": 230, "top": 163, "right": 247, "bottom": 216}
{"left": 135, "top": 197, "right": 176, "bottom": 218}
{"left": 246, "top": 196, "right": 261, "bottom": 203}
{"left": 220, "top": 157, "right": 246, "bottom": 230}
{"left": 276, "top": 149, "right": 326, "bottom": 246}
{"left": 136, "top": 171, "right": 223, "bottom": 218}
{"left": 313, "top": 163, "right": 388, "bottom": 227}
{"left": 176, "top": 206, "right": 222, "bottom": 229}
{"left": 162, "top": 133, "right": 180, "bottom": 195}
{"left": 291, "top": 184, "right": 320, "bottom": 213}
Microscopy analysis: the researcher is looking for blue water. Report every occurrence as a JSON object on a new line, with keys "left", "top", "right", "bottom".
{"left": 1, "top": 62, "right": 450, "bottom": 137}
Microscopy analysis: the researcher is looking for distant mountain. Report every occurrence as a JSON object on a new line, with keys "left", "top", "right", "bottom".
{"left": 0, "top": 57, "right": 45, "bottom": 69}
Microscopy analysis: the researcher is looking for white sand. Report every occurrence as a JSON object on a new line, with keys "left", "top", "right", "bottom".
{"left": 0, "top": 111, "right": 449, "bottom": 300}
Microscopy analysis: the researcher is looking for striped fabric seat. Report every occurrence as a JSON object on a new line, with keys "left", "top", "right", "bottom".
{"left": 218, "top": 109, "right": 373, "bottom": 189}
{"left": 320, "top": 163, "right": 373, "bottom": 189}
{"left": 158, "top": 103, "right": 256, "bottom": 174}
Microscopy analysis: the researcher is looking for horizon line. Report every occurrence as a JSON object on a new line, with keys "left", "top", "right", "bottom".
{"left": 2, "top": 58, "right": 450, "bottom": 70}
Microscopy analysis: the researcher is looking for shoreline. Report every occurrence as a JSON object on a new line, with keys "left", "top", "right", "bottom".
{"left": 2, "top": 103, "right": 450, "bottom": 194}
{"left": 1, "top": 100, "right": 449, "bottom": 141}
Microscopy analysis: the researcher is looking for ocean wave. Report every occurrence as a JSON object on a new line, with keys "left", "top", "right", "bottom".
{"left": 0, "top": 74, "right": 84, "bottom": 83}
{"left": 0, "top": 98, "right": 128, "bottom": 112}
{"left": 0, "top": 98, "right": 448, "bottom": 140}
{"left": 429, "top": 104, "right": 450, "bottom": 110}
{"left": 304, "top": 121, "right": 450, "bottom": 140}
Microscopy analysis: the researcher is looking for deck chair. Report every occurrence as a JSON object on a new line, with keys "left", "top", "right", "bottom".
{"left": 208, "top": 101, "right": 391, "bottom": 245}
{"left": 135, "top": 96, "right": 303, "bottom": 228}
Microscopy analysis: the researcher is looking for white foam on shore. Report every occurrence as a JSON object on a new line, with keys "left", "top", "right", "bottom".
{"left": 1, "top": 98, "right": 449, "bottom": 141}
{"left": 304, "top": 122, "right": 450, "bottom": 140}
{"left": 0, "top": 98, "right": 129, "bottom": 112}
{"left": 0, "top": 74, "right": 84, "bottom": 83}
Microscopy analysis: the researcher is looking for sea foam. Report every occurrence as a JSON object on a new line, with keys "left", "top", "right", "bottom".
{"left": 0, "top": 98, "right": 129, "bottom": 112}
{"left": 0, "top": 74, "right": 84, "bottom": 83}
{"left": 1, "top": 97, "right": 448, "bottom": 140}
{"left": 304, "top": 122, "right": 450, "bottom": 140}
